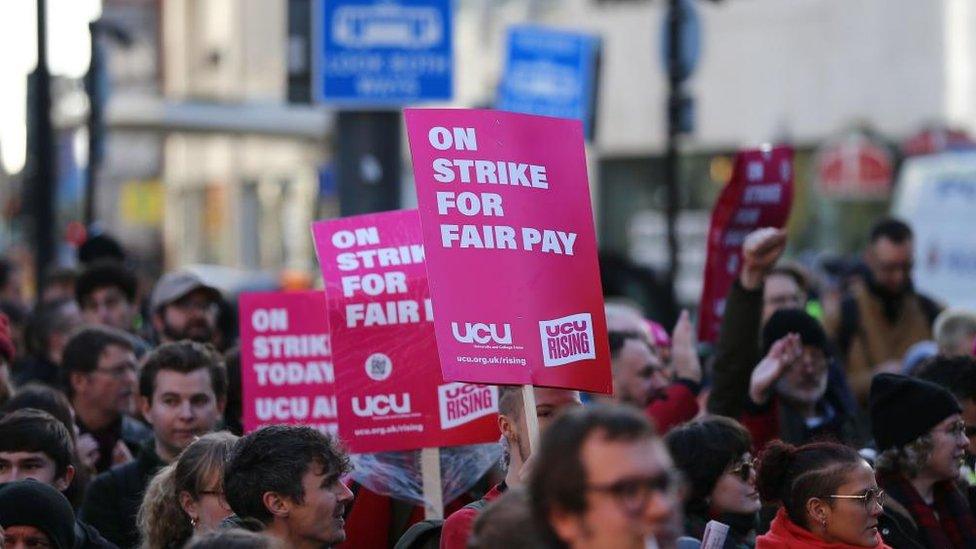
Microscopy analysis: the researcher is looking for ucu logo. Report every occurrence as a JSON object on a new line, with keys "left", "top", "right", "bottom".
{"left": 451, "top": 322, "right": 513, "bottom": 345}
{"left": 351, "top": 394, "right": 411, "bottom": 417}
{"left": 544, "top": 320, "right": 589, "bottom": 337}
{"left": 539, "top": 313, "right": 596, "bottom": 368}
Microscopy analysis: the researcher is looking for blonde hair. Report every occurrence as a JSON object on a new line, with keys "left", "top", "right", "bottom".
{"left": 138, "top": 432, "right": 239, "bottom": 549}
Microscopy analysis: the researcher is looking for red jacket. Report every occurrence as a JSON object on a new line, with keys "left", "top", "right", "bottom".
{"left": 646, "top": 381, "right": 700, "bottom": 434}
{"left": 339, "top": 483, "right": 472, "bottom": 548}
{"left": 757, "top": 508, "right": 891, "bottom": 549}
{"left": 439, "top": 483, "right": 506, "bottom": 549}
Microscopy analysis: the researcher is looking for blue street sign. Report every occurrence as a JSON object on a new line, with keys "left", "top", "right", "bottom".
{"left": 314, "top": 0, "right": 453, "bottom": 105}
{"left": 497, "top": 25, "right": 601, "bottom": 139}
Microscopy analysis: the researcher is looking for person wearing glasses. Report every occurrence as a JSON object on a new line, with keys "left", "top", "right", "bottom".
{"left": 62, "top": 326, "right": 150, "bottom": 474}
{"left": 870, "top": 373, "right": 976, "bottom": 548}
{"left": 149, "top": 271, "right": 222, "bottom": 348}
{"left": 81, "top": 341, "right": 227, "bottom": 548}
{"left": 665, "top": 416, "right": 759, "bottom": 548}
{"left": 137, "top": 432, "right": 239, "bottom": 548}
{"left": 755, "top": 439, "right": 890, "bottom": 548}
{"left": 529, "top": 404, "right": 680, "bottom": 549}
{"left": 916, "top": 356, "right": 976, "bottom": 511}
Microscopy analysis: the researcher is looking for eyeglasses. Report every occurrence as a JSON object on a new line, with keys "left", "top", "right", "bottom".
{"left": 586, "top": 471, "right": 682, "bottom": 516}
{"left": 825, "top": 488, "right": 886, "bottom": 510}
{"left": 729, "top": 456, "right": 757, "bottom": 482}
{"left": 939, "top": 421, "right": 968, "bottom": 439}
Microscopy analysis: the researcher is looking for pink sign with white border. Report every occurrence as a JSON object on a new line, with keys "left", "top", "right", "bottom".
{"left": 239, "top": 291, "right": 337, "bottom": 434}
{"left": 405, "top": 108, "right": 612, "bottom": 393}
{"left": 312, "top": 210, "right": 500, "bottom": 453}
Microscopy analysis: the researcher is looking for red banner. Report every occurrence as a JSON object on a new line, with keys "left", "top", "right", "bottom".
{"left": 699, "top": 146, "right": 794, "bottom": 343}
{"left": 312, "top": 210, "right": 500, "bottom": 453}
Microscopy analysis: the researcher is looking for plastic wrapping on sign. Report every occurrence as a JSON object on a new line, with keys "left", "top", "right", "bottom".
{"left": 349, "top": 442, "right": 503, "bottom": 506}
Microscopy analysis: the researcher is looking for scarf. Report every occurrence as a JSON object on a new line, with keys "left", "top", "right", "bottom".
{"left": 757, "top": 508, "right": 890, "bottom": 549}
{"left": 879, "top": 472, "right": 976, "bottom": 549}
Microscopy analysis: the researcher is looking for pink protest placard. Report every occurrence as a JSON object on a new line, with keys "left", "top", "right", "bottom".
{"left": 312, "top": 210, "right": 501, "bottom": 453}
{"left": 404, "top": 109, "right": 612, "bottom": 393}
{"left": 239, "top": 291, "right": 337, "bottom": 434}
{"left": 698, "top": 146, "right": 794, "bottom": 343}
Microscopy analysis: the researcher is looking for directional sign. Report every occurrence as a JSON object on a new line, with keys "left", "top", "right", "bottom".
{"left": 314, "top": 0, "right": 453, "bottom": 105}
{"left": 497, "top": 25, "right": 601, "bottom": 139}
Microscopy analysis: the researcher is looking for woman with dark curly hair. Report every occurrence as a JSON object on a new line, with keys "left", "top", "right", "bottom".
{"left": 665, "top": 416, "right": 759, "bottom": 548}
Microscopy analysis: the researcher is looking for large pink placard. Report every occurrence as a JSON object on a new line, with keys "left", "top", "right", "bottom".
{"left": 239, "top": 291, "right": 337, "bottom": 434}
{"left": 312, "top": 210, "right": 500, "bottom": 453}
{"left": 405, "top": 109, "right": 612, "bottom": 393}
{"left": 699, "top": 146, "right": 794, "bottom": 343}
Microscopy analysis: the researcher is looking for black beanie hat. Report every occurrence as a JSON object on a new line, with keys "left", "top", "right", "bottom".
{"left": 0, "top": 479, "right": 76, "bottom": 549}
{"left": 870, "top": 373, "right": 962, "bottom": 452}
{"left": 762, "top": 308, "right": 828, "bottom": 355}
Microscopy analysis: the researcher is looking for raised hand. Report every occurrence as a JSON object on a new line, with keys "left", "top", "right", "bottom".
{"left": 670, "top": 310, "right": 701, "bottom": 384}
{"left": 740, "top": 228, "right": 788, "bottom": 290}
{"left": 749, "top": 333, "right": 803, "bottom": 405}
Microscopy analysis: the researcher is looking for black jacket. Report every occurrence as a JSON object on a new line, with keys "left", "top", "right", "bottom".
{"left": 74, "top": 519, "right": 118, "bottom": 549}
{"left": 877, "top": 497, "right": 927, "bottom": 549}
{"left": 79, "top": 441, "right": 166, "bottom": 549}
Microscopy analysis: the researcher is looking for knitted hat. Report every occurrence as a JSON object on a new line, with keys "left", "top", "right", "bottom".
{"left": 870, "top": 373, "right": 962, "bottom": 451}
{"left": 0, "top": 479, "right": 76, "bottom": 549}
{"left": 762, "top": 308, "right": 828, "bottom": 355}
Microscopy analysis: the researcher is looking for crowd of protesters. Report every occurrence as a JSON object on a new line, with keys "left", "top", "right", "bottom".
{"left": 2, "top": 216, "right": 976, "bottom": 549}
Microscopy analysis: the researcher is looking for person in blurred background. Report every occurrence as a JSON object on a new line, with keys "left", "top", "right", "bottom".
{"left": 62, "top": 326, "right": 147, "bottom": 475}
{"left": 14, "top": 297, "right": 82, "bottom": 388}
{"left": 75, "top": 260, "right": 148, "bottom": 355}
{"left": 149, "top": 271, "right": 222, "bottom": 348}
{"left": 831, "top": 218, "right": 942, "bottom": 406}
{"left": 666, "top": 416, "right": 760, "bottom": 548}
{"left": 0, "top": 480, "right": 79, "bottom": 549}
{"left": 933, "top": 309, "right": 976, "bottom": 358}
{"left": 755, "top": 440, "right": 888, "bottom": 548}
{"left": 734, "top": 309, "right": 862, "bottom": 449}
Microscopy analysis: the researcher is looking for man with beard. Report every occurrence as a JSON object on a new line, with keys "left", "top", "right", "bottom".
{"left": 598, "top": 329, "right": 700, "bottom": 434}
{"left": 741, "top": 309, "right": 863, "bottom": 450}
{"left": 150, "top": 271, "right": 222, "bottom": 347}
{"left": 831, "top": 218, "right": 942, "bottom": 405}
{"left": 81, "top": 341, "right": 227, "bottom": 548}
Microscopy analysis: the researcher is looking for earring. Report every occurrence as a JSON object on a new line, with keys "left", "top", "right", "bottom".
{"left": 190, "top": 517, "right": 198, "bottom": 529}
{"left": 821, "top": 517, "right": 828, "bottom": 529}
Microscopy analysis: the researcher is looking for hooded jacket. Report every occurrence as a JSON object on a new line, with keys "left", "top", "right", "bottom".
{"left": 757, "top": 509, "right": 892, "bottom": 549}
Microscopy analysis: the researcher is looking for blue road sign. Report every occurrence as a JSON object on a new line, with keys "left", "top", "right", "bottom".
{"left": 497, "top": 25, "right": 601, "bottom": 139}
{"left": 315, "top": 0, "right": 453, "bottom": 105}
{"left": 660, "top": 0, "right": 701, "bottom": 82}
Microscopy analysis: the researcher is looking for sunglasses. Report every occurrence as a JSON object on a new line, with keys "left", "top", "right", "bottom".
{"left": 729, "top": 456, "right": 758, "bottom": 482}
{"left": 825, "top": 488, "right": 886, "bottom": 510}
{"left": 586, "top": 471, "right": 682, "bottom": 515}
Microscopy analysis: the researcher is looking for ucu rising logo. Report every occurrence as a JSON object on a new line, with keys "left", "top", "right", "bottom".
{"left": 539, "top": 313, "right": 596, "bottom": 367}
{"left": 451, "top": 322, "right": 513, "bottom": 345}
{"left": 351, "top": 394, "right": 411, "bottom": 417}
